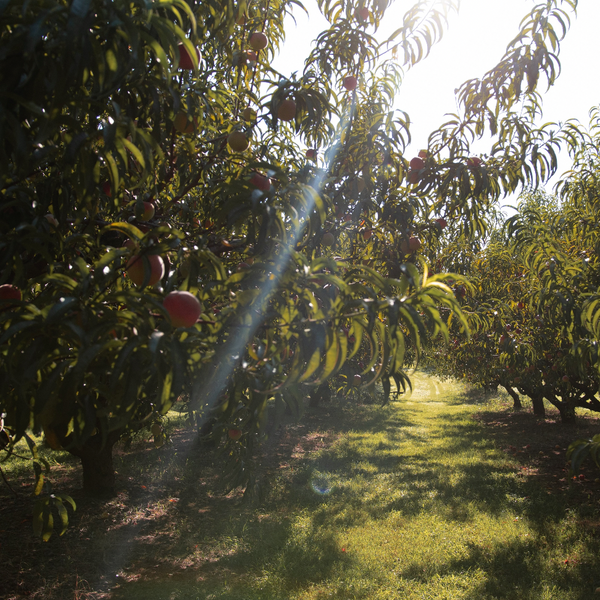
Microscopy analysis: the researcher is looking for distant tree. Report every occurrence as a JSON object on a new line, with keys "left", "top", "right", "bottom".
{"left": 430, "top": 106, "right": 600, "bottom": 424}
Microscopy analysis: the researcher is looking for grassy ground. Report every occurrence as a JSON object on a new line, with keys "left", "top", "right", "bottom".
{"left": 1, "top": 373, "right": 600, "bottom": 599}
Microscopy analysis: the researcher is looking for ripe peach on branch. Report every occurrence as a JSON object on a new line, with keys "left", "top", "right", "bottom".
{"left": 173, "top": 112, "right": 197, "bottom": 134}
{"left": 0, "top": 284, "right": 21, "bottom": 300}
{"left": 400, "top": 237, "right": 421, "bottom": 254}
{"left": 163, "top": 291, "right": 202, "bottom": 328}
{"left": 355, "top": 7, "right": 369, "bottom": 21}
{"left": 249, "top": 172, "right": 271, "bottom": 192}
{"left": 177, "top": 43, "right": 201, "bottom": 70}
{"left": 410, "top": 157, "right": 424, "bottom": 170}
{"left": 277, "top": 98, "right": 297, "bottom": 122}
{"left": 126, "top": 254, "right": 165, "bottom": 287}
{"left": 136, "top": 201, "right": 155, "bottom": 221}
{"left": 242, "top": 107, "right": 257, "bottom": 122}
{"left": 228, "top": 429, "right": 242, "bottom": 440}
{"left": 227, "top": 131, "right": 249, "bottom": 152}
{"left": 249, "top": 32, "right": 267, "bottom": 51}
{"left": 343, "top": 76, "right": 358, "bottom": 91}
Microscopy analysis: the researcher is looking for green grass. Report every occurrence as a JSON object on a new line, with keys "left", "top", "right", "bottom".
{"left": 2, "top": 373, "right": 599, "bottom": 599}
{"left": 105, "top": 373, "right": 600, "bottom": 600}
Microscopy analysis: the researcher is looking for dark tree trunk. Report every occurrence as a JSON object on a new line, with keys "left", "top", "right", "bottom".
{"left": 501, "top": 384, "right": 522, "bottom": 409}
{"left": 531, "top": 394, "right": 545, "bottom": 417}
{"left": 197, "top": 417, "right": 217, "bottom": 447}
{"left": 309, "top": 383, "right": 331, "bottom": 408}
{"left": 543, "top": 390, "right": 578, "bottom": 423}
{"left": 68, "top": 431, "right": 121, "bottom": 497}
{"left": 558, "top": 402, "right": 577, "bottom": 424}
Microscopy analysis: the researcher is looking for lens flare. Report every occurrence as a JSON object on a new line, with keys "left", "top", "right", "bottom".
{"left": 310, "top": 471, "right": 333, "bottom": 495}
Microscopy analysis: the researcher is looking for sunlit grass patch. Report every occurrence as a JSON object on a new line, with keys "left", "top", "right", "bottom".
{"left": 222, "top": 373, "right": 600, "bottom": 600}
{"left": 0, "top": 431, "right": 77, "bottom": 482}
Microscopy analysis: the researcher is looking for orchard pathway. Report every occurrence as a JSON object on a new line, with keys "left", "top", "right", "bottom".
{"left": 104, "top": 372, "right": 600, "bottom": 600}
{"left": 2, "top": 372, "right": 599, "bottom": 600}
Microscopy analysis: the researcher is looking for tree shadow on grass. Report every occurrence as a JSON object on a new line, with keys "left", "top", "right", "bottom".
{"left": 104, "top": 397, "right": 600, "bottom": 600}
{"left": 4, "top": 384, "right": 600, "bottom": 600}
{"left": 395, "top": 533, "right": 600, "bottom": 600}
{"left": 108, "top": 512, "right": 345, "bottom": 600}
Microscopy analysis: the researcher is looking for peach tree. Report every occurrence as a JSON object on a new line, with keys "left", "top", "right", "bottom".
{"left": 0, "top": 0, "right": 583, "bottom": 538}
{"left": 428, "top": 122, "right": 600, "bottom": 424}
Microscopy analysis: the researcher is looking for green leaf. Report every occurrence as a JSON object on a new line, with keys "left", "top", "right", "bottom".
{"left": 101, "top": 222, "right": 144, "bottom": 242}
{"left": 299, "top": 348, "right": 321, "bottom": 383}
{"left": 55, "top": 498, "right": 69, "bottom": 536}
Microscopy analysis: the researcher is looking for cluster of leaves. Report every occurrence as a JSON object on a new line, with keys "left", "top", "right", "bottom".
{"left": 0, "top": 0, "right": 590, "bottom": 539}
{"left": 0, "top": 0, "right": 479, "bottom": 533}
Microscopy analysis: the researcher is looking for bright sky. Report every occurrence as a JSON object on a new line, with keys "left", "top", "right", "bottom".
{"left": 274, "top": 0, "right": 600, "bottom": 201}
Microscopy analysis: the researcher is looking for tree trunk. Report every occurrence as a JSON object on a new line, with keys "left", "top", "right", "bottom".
{"left": 501, "top": 384, "right": 522, "bottom": 409}
{"left": 558, "top": 402, "right": 577, "bottom": 424}
{"left": 68, "top": 432, "right": 121, "bottom": 497}
{"left": 531, "top": 394, "right": 545, "bottom": 417}
{"left": 309, "top": 383, "right": 331, "bottom": 407}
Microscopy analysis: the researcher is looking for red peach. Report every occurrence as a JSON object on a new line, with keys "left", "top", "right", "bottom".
{"left": 163, "top": 291, "right": 202, "bottom": 328}
{"left": 400, "top": 237, "right": 421, "bottom": 253}
{"left": 343, "top": 76, "right": 358, "bottom": 91}
{"left": 136, "top": 201, "right": 155, "bottom": 221}
{"left": 178, "top": 43, "right": 201, "bottom": 70}
{"left": 173, "top": 112, "right": 197, "bottom": 134}
{"left": 356, "top": 7, "right": 369, "bottom": 21}
{"left": 0, "top": 284, "right": 22, "bottom": 303}
{"left": 126, "top": 254, "right": 165, "bottom": 286}
{"left": 278, "top": 99, "right": 297, "bottom": 122}
{"left": 249, "top": 172, "right": 271, "bottom": 192}
{"left": 249, "top": 32, "right": 268, "bottom": 51}
{"left": 410, "top": 157, "right": 424, "bottom": 170}
{"left": 228, "top": 428, "right": 242, "bottom": 440}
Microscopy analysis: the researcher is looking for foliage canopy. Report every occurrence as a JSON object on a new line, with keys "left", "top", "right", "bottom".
{"left": 1, "top": 0, "right": 597, "bottom": 538}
